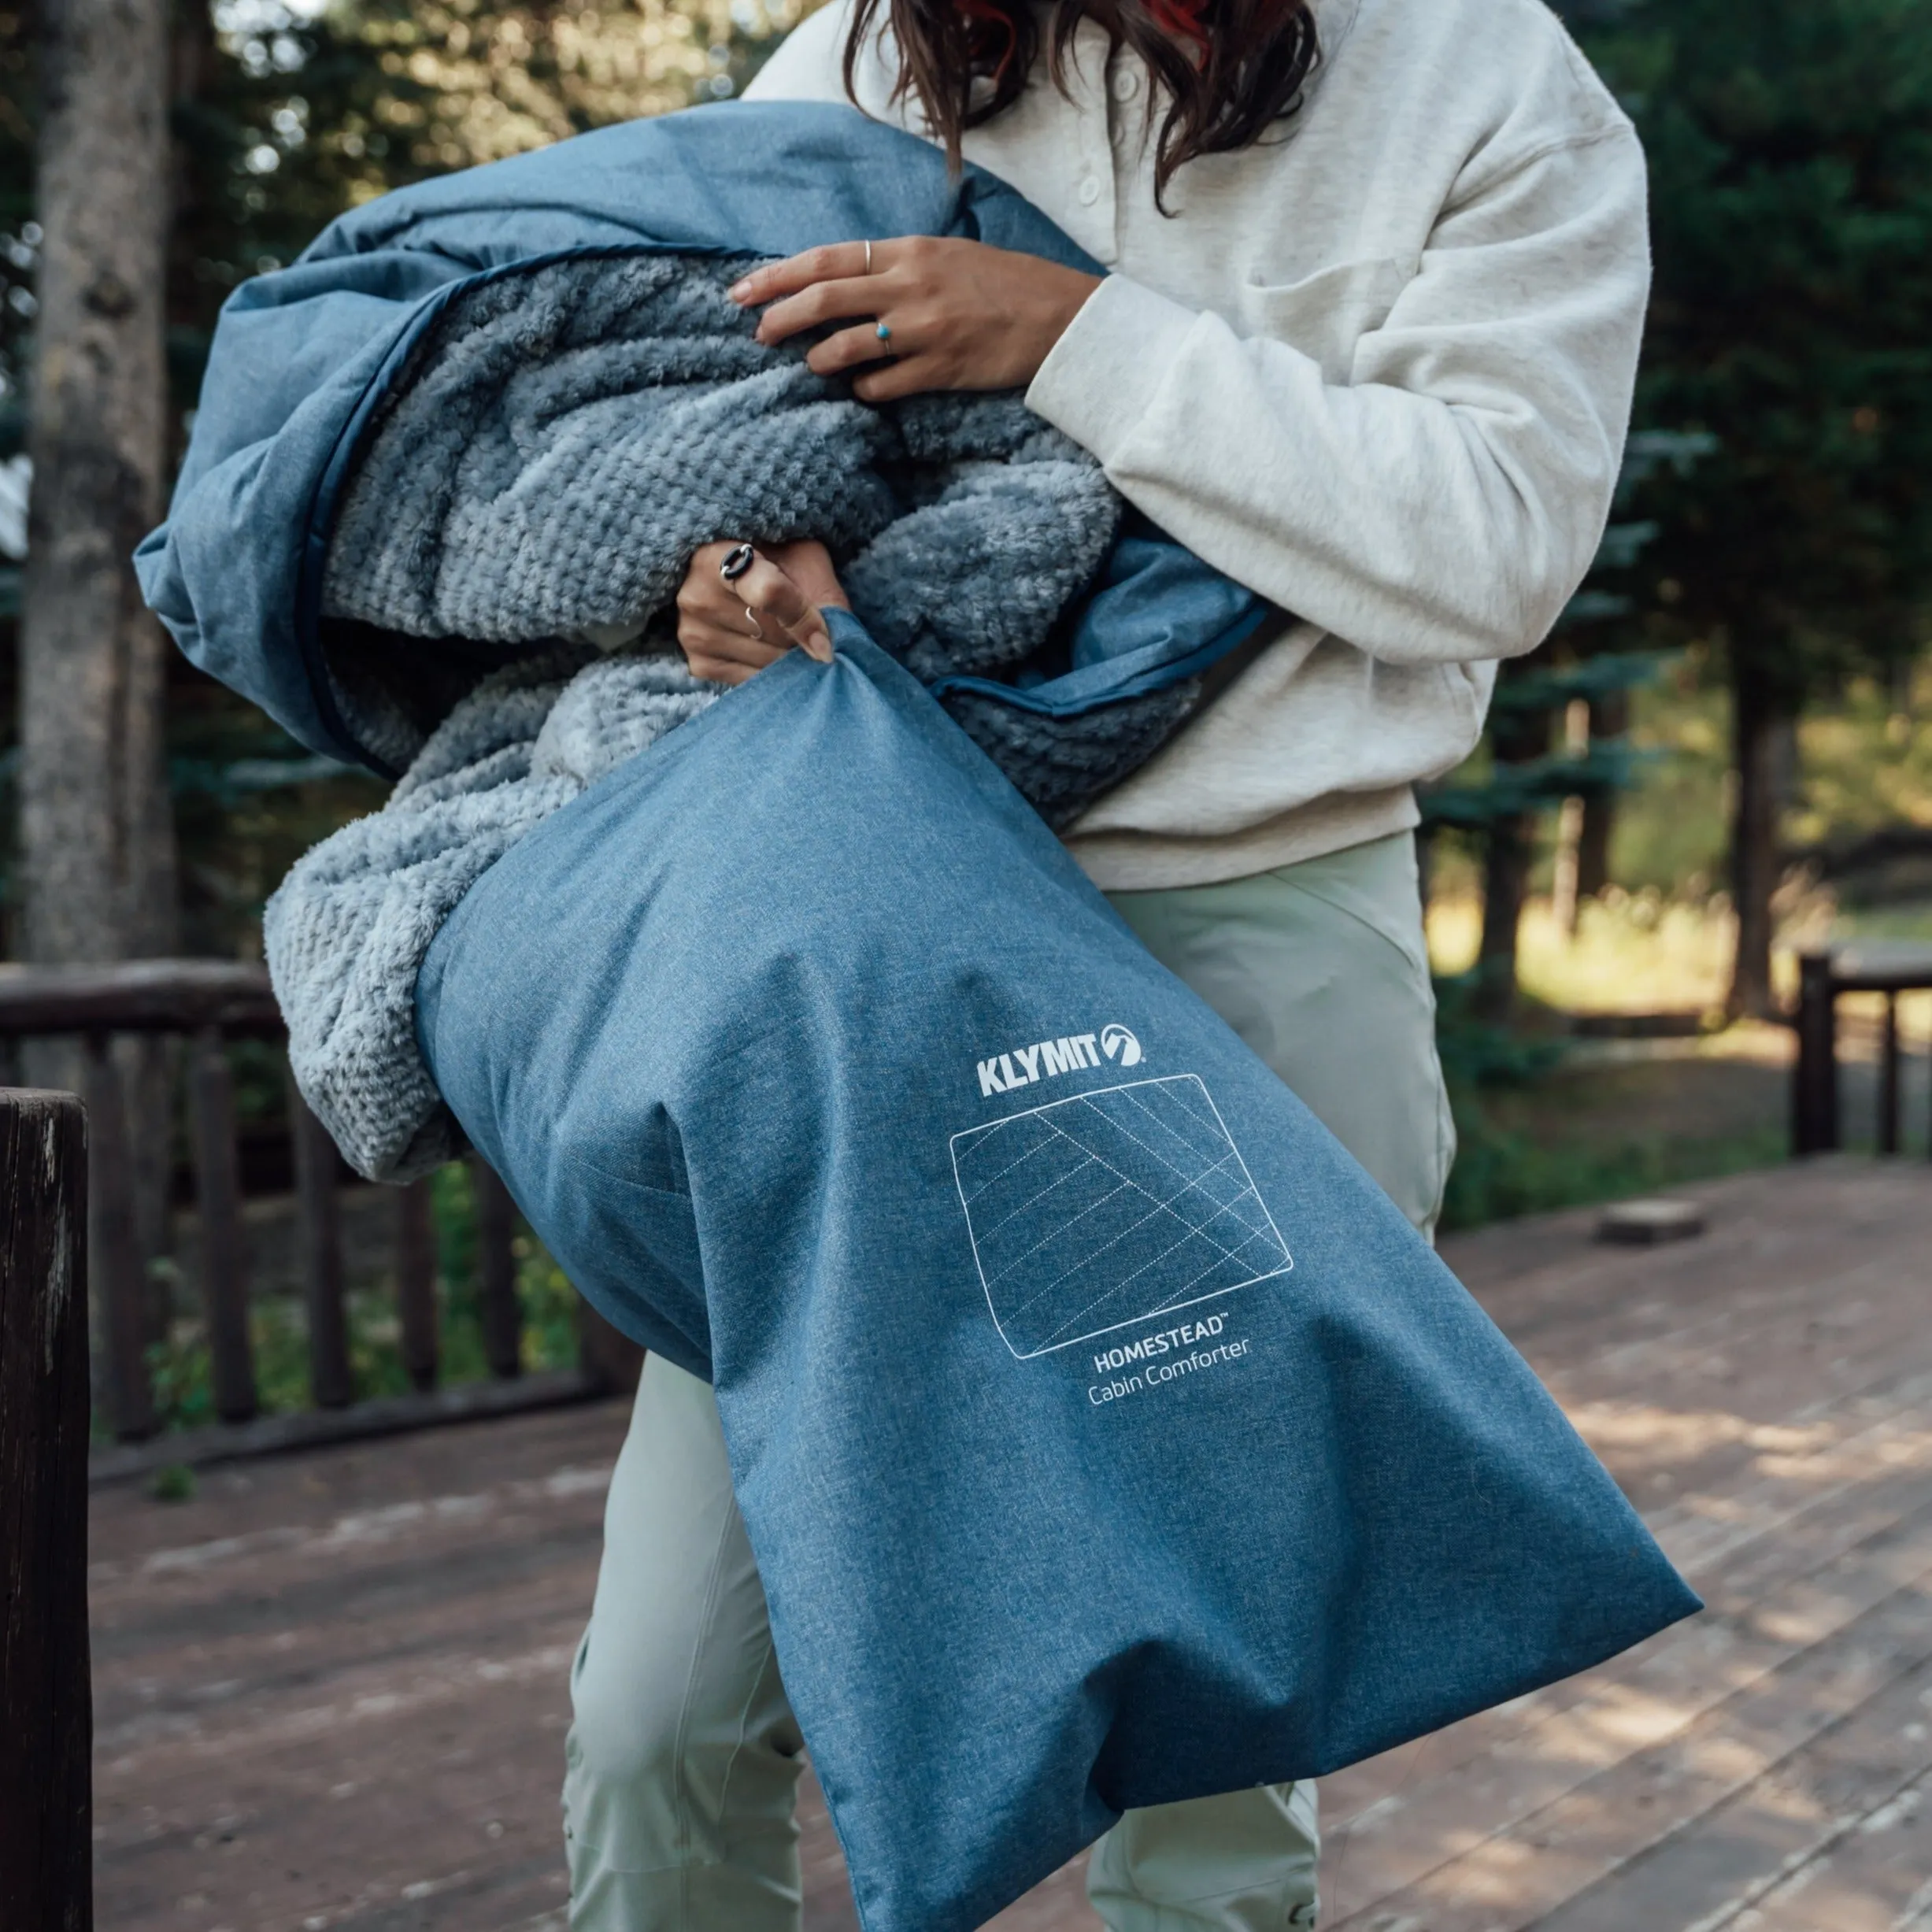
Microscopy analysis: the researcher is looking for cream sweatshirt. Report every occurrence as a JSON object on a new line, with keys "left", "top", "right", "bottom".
{"left": 746, "top": 0, "right": 1649, "bottom": 888}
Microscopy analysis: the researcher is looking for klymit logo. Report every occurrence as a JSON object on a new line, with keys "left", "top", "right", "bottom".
{"left": 975, "top": 1025, "right": 1142, "bottom": 1097}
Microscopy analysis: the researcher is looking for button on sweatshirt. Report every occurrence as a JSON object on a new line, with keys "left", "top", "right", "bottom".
{"left": 746, "top": 0, "right": 1649, "bottom": 888}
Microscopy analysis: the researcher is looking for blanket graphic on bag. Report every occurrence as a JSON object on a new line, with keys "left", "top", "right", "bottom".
{"left": 952, "top": 1074, "right": 1294, "bottom": 1360}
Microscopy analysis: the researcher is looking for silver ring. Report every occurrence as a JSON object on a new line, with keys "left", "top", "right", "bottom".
{"left": 864, "top": 239, "right": 873, "bottom": 274}
{"left": 720, "top": 541, "right": 756, "bottom": 584}
{"left": 745, "top": 606, "right": 764, "bottom": 640}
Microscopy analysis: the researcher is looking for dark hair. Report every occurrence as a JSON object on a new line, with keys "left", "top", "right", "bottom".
{"left": 844, "top": 0, "right": 1319, "bottom": 210}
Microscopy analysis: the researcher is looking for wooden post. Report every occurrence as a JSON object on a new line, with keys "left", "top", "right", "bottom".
{"left": 187, "top": 1029, "right": 255, "bottom": 1423}
{"left": 470, "top": 1157, "right": 522, "bottom": 1380}
{"left": 1879, "top": 993, "right": 1901, "bottom": 1157}
{"left": 83, "top": 1034, "right": 155, "bottom": 1439}
{"left": 287, "top": 1076, "right": 351, "bottom": 1409}
{"left": 1792, "top": 952, "right": 1839, "bottom": 1157}
{"left": 395, "top": 1176, "right": 439, "bottom": 1393}
{"left": 0, "top": 1090, "right": 94, "bottom": 1932}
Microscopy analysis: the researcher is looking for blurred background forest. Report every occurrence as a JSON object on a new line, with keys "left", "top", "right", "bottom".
{"left": 2, "top": 0, "right": 1930, "bottom": 1331}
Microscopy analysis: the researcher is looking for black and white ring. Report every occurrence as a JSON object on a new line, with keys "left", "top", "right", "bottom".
{"left": 720, "top": 541, "right": 757, "bottom": 584}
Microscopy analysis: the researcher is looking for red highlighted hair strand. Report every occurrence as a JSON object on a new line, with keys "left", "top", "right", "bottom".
{"left": 843, "top": 0, "right": 1319, "bottom": 210}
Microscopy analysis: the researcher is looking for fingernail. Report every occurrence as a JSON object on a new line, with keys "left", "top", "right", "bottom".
{"left": 805, "top": 628, "right": 834, "bottom": 663}
{"left": 728, "top": 279, "right": 753, "bottom": 303}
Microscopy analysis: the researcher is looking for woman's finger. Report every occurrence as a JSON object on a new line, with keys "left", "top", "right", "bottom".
{"left": 678, "top": 553, "right": 798, "bottom": 638}
{"left": 678, "top": 551, "right": 832, "bottom": 665}
{"left": 805, "top": 321, "right": 900, "bottom": 378}
{"left": 728, "top": 242, "right": 874, "bottom": 311}
{"left": 678, "top": 610, "right": 788, "bottom": 683}
{"left": 735, "top": 556, "right": 834, "bottom": 661}
{"left": 851, "top": 354, "right": 946, "bottom": 405}
{"left": 756, "top": 276, "right": 895, "bottom": 350}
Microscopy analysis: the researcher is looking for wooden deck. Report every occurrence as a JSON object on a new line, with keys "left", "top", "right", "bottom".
{"left": 91, "top": 1159, "right": 1932, "bottom": 1931}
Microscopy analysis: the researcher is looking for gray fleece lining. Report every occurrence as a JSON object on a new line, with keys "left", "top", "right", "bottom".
{"left": 272, "top": 251, "right": 1207, "bottom": 1180}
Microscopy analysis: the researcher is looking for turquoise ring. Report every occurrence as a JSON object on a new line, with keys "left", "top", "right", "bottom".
{"left": 875, "top": 320, "right": 892, "bottom": 342}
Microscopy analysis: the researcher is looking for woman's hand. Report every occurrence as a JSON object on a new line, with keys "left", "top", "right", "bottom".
{"left": 675, "top": 539, "right": 847, "bottom": 686}
{"left": 730, "top": 239, "right": 1101, "bottom": 403}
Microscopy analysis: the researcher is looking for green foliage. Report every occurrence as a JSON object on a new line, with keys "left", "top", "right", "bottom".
{"left": 1586, "top": 0, "right": 1932, "bottom": 697}
{"left": 1430, "top": 973, "right": 1784, "bottom": 1231}
{"left": 165, "top": 0, "right": 808, "bottom": 398}
{"left": 135, "top": 1162, "right": 584, "bottom": 1434}
{"left": 1438, "top": 1108, "right": 1784, "bottom": 1232}
{"left": 1431, "top": 973, "right": 1571, "bottom": 1090}
{"left": 1422, "top": 737, "right": 1658, "bottom": 828}
{"left": 149, "top": 1463, "right": 197, "bottom": 1502}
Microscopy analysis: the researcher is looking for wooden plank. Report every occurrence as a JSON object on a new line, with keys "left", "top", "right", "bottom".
{"left": 1880, "top": 993, "right": 1902, "bottom": 1154}
{"left": 395, "top": 1175, "right": 439, "bottom": 1393}
{"left": 1742, "top": 1764, "right": 1932, "bottom": 1930}
{"left": 1324, "top": 1472, "right": 1932, "bottom": 1924}
{"left": 87, "top": 1412, "right": 619, "bottom": 1932}
{"left": 83, "top": 1033, "right": 156, "bottom": 1441}
{"left": 287, "top": 1074, "right": 351, "bottom": 1409}
{"left": 1321, "top": 1308, "right": 1932, "bottom": 1905}
{"left": 87, "top": 1367, "right": 601, "bottom": 1488}
{"left": 80, "top": 1164, "right": 1932, "bottom": 1932}
{"left": 0, "top": 959, "right": 281, "bottom": 1037}
{"left": 1534, "top": 1653, "right": 1932, "bottom": 1930}
{"left": 471, "top": 1157, "right": 522, "bottom": 1381}
{"left": 1316, "top": 1423, "right": 1932, "bottom": 1855}
{"left": 187, "top": 1028, "right": 256, "bottom": 1423}
{"left": 0, "top": 1089, "right": 93, "bottom": 1932}
{"left": 1331, "top": 1542, "right": 1932, "bottom": 1930}
{"left": 1793, "top": 952, "right": 1838, "bottom": 1153}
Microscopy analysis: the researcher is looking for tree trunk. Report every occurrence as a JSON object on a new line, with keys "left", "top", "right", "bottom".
{"left": 1549, "top": 699, "right": 1591, "bottom": 938}
{"left": 1475, "top": 813, "right": 1533, "bottom": 1021}
{"left": 22, "top": 0, "right": 177, "bottom": 965}
{"left": 1575, "top": 690, "right": 1627, "bottom": 904}
{"left": 1727, "top": 654, "right": 1800, "bottom": 1021}
{"left": 1473, "top": 669, "right": 1550, "bottom": 1023}
{"left": 22, "top": 0, "right": 181, "bottom": 1343}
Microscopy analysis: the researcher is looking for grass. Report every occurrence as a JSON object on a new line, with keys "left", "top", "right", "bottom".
{"left": 1428, "top": 890, "right": 1741, "bottom": 1016}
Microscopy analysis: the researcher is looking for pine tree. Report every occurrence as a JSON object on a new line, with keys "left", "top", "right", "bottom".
{"left": 1583, "top": 0, "right": 1932, "bottom": 1015}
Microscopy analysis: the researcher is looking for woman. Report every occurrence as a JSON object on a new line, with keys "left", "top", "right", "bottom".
{"left": 567, "top": 0, "right": 1647, "bottom": 1921}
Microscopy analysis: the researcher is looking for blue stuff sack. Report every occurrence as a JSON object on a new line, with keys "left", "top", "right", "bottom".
{"left": 415, "top": 616, "right": 1699, "bottom": 1932}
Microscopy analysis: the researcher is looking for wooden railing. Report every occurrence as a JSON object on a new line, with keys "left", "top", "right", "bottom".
{"left": 1792, "top": 943, "right": 1932, "bottom": 1157}
{"left": 0, "top": 961, "right": 639, "bottom": 1461}
{"left": 0, "top": 1089, "right": 92, "bottom": 1931}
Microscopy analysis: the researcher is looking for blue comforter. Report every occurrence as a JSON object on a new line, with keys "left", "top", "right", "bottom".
{"left": 135, "top": 100, "right": 1261, "bottom": 771}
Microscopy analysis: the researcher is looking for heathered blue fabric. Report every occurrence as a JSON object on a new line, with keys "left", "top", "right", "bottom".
{"left": 416, "top": 617, "right": 1701, "bottom": 1932}
{"left": 132, "top": 101, "right": 1260, "bottom": 770}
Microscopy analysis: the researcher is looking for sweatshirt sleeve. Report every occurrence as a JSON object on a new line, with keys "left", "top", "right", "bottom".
{"left": 1025, "top": 125, "right": 1651, "bottom": 668}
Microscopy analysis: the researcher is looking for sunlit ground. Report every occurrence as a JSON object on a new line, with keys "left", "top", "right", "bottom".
{"left": 1428, "top": 890, "right": 1740, "bottom": 1015}
{"left": 1427, "top": 888, "right": 1932, "bottom": 1051}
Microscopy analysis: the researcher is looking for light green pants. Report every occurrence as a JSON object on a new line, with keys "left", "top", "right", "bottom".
{"left": 564, "top": 831, "right": 1454, "bottom": 1930}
